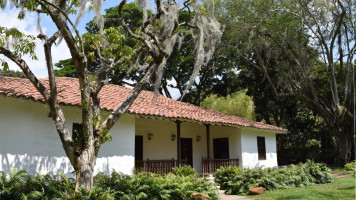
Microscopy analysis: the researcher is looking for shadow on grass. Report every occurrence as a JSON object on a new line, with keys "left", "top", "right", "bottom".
{"left": 275, "top": 195, "right": 304, "bottom": 200}
{"left": 337, "top": 186, "right": 355, "bottom": 190}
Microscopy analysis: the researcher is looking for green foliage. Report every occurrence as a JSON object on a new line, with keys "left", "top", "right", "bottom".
{"left": 61, "top": 187, "right": 116, "bottom": 200}
{"left": 0, "top": 167, "right": 75, "bottom": 200}
{"left": 94, "top": 171, "right": 218, "bottom": 200}
{"left": 0, "top": 69, "right": 25, "bottom": 78}
{"left": 0, "top": 26, "right": 37, "bottom": 60}
{"left": 200, "top": 90, "right": 256, "bottom": 120}
{"left": 215, "top": 165, "right": 243, "bottom": 190}
{"left": 344, "top": 161, "right": 356, "bottom": 177}
{"left": 0, "top": 167, "right": 218, "bottom": 199}
{"left": 215, "top": 160, "right": 334, "bottom": 195}
{"left": 55, "top": 3, "right": 141, "bottom": 80}
{"left": 54, "top": 58, "right": 77, "bottom": 77}
{"left": 82, "top": 26, "right": 133, "bottom": 64}
{"left": 172, "top": 165, "right": 198, "bottom": 177}
{"left": 220, "top": 0, "right": 355, "bottom": 166}
{"left": 0, "top": 26, "right": 37, "bottom": 72}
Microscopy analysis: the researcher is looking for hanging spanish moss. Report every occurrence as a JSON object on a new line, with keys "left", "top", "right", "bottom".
{"left": 75, "top": 0, "right": 88, "bottom": 27}
{"left": 132, "top": 0, "right": 222, "bottom": 100}
{"left": 180, "top": 13, "right": 223, "bottom": 99}
{"left": 36, "top": 13, "right": 44, "bottom": 35}
{"left": 136, "top": 0, "right": 148, "bottom": 24}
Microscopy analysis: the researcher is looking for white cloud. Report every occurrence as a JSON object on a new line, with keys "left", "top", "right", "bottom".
{"left": 0, "top": 8, "right": 71, "bottom": 78}
{"left": 166, "top": 79, "right": 181, "bottom": 100}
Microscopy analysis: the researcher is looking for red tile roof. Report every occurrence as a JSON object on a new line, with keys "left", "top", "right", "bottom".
{"left": 0, "top": 76, "right": 287, "bottom": 132}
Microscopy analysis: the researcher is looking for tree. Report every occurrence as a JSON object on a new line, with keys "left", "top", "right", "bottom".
{"left": 54, "top": 58, "right": 77, "bottom": 77}
{"left": 55, "top": 3, "right": 239, "bottom": 105}
{"left": 0, "top": 0, "right": 222, "bottom": 189}
{"left": 236, "top": 61, "right": 337, "bottom": 164}
{"left": 54, "top": 3, "right": 144, "bottom": 85}
{"left": 0, "top": 69, "right": 25, "bottom": 78}
{"left": 200, "top": 90, "right": 256, "bottom": 120}
{"left": 222, "top": 0, "right": 355, "bottom": 165}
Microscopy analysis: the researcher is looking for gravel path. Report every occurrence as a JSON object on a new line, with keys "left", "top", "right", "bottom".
{"left": 219, "top": 190, "right": 255, "bottom": 200}
{"left": 332, "top": 171, "right": 350, "bottom": 179}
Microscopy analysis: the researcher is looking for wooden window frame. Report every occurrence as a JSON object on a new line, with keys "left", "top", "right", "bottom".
{"left": 257, "top": 136, "right": 266, "bottom": 160}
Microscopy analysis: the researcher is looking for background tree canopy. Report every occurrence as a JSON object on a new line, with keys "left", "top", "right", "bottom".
{"left": 210, "top": 0, "right": 355, "bottom": 165}
{"left": 200, "top": 90, "right": 255, "bottom": 121}
{"left": 53, "top": 0, "right": 355, "bottom": 166}
{"left": 55, "top": 2, "right": 240, "bottom": 103}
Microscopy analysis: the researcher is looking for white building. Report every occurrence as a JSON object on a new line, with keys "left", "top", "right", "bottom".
{"left": 0, "top": 76, "right": 287, "bottom": 176}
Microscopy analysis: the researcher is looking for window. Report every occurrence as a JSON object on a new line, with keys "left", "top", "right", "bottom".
{"left": 72, "top": 123, "right": 83, "bottom": 140}
{"left": 257, "top": 136, "right": 266, "bottom": 160}
{"left": 213, "top": 138, "right": 229, "bottom": 159}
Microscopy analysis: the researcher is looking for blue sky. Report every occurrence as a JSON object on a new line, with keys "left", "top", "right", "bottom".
{"left": 0, "top": 0, "right": 129, "bottom": 77}
{"left": 0, "top": 0, "right": 182, "bottom": 99}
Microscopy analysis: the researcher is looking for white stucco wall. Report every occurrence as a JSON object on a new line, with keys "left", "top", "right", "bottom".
{"left": 210, "top": 125, "right": 242, "bottom": 165}
{"left": 0, "top": 94, "right": 280, "bottom": 176}
{"left": 240, "top": 128, "right": 278, "bottom": 168}
{"left": 135, "top": 118, "right": 177, "bottom": 160}
{"left": 181, "top": 122, "right": 207, "bottom": 173}
{"left": 135, "top": 118, "right": 208, "bottom": 173}
{"left": 0, "top": 96, "right": 135, "bottom": 176}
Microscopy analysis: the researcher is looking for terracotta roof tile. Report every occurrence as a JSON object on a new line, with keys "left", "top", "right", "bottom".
{"left": 0, "top": 76, "right": 287, "bottom": 132}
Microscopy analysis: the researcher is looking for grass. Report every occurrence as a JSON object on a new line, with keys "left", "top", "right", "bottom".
{"left": 328, "top": 165, "right": 348, "bottom": 173}
{"left": 252, "top": 176, "right": 355, "bottom": 200}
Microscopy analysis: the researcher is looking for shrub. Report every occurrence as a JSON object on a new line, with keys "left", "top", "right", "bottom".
{"left": 95, "top": 170, "right": 218, "bottom": 200}
{"left": 215, "top": 160, "right": 334, "bottom": 195}
{"left": 215, "top": 166, "right": 243, "bottom": 190}
{"left": 344, "top": 160, "right": 356, "bottom": 177}
{"left": 172, "top": 165, "right": 199, "bottom": 177}
{"left": 62, "top": 187, "right": 116, "bottom": 200}
{"left": 0, "top": 167, "right": 75, "bottom": 200}
{"left": 0, "top": 167, "right": 218, "bottom": 199}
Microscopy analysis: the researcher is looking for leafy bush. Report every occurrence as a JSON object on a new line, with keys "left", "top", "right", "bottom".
{"left": 0, "top": 167, "right": 218, "bottom": 199}
{"left": 0, "top": 167, "right": 76, "bottom": 200}
{"left": 344, "top": 160, "right": 356, "bottom": 177}
{"left": 215, "top": 160, "right": 334, "bottom": 195}
{"left": 172, "top": 165, "right": 199, "bottom": 177}
{"left": 62, "top": 187, "right": 116, "bottom": 200}
{"left": 94, "top": 171, "right": 218, "bottom": 200}
{"left": 215, "top": 165, "right": 243, "bottom": 190}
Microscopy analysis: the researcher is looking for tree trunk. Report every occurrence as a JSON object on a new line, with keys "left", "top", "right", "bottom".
{"left": 331, "top": 119, "right": 354, "bottom": 166}
{"left": 74, "top": 146, "right": 96, "bottom": 190}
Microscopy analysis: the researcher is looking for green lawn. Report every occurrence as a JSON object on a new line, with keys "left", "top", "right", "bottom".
{"left": 252, "top": 176, "right": 356, "bottom": 200}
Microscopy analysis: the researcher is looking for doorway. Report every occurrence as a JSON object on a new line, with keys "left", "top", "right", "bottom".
{"left": 180, "top": 138, "right": 193, "bottom": 166}
{"left": 135, "top": 135, "right": 143, "bottom": 161}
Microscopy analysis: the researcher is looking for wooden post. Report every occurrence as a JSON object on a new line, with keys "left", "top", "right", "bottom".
{"left": 205, "top": 124, "right": 210, "bottom": 174}
{"left": 176, "top": 121, "right": 181, "bottom": 160}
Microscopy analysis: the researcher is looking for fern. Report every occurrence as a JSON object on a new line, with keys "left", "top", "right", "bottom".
{"left": 0, "top": 167, "right": 218, "bottom": 199}
{"left": 215, "top": 160, "right": 334, "bottom": 195}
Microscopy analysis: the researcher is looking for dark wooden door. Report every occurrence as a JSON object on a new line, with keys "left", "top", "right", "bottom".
{"left": 213, "top": 138, "right": 229, "bottom": 159}
{"left": 181, "top": 138, "right": 193, "bottom": 166}
{"left": 135, "top": 136, "right": 143, "bottom": 161}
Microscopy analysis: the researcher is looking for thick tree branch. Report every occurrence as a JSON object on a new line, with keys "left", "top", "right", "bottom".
{"left": 0, "top": 46, "right": 50, "bottom": 100}
{"left": 117, "top": 0, "right": 158, "bottom": 59}
{"left": 99, "top": 63, "right": 159, "bottom": 133}
{"left": 40, "top": 31, "right": 76, "bottom": 163}
{"left": 35, "top": 0, "right": 84, "bottom": 53}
